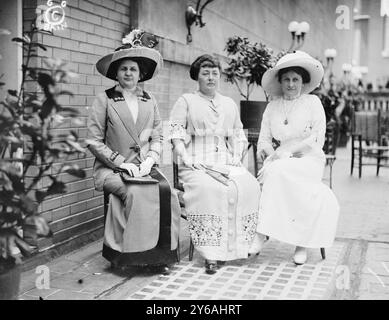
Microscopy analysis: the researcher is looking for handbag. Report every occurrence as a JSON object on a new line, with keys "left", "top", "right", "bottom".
{"left": 113, "top": 167, "right": 159, "bottom": 184}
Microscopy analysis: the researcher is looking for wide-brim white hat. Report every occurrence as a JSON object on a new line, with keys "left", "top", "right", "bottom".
{"left": 261, "top": 50, "right": 324, "bottom": 97}
{"left": 96, "top": 46, "right": 163, "bottom": 82}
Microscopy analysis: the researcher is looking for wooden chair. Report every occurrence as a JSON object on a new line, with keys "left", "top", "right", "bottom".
{"left": 172, "top": 151, "right": 194, "bottom": 262}
{"left": 350, "top": 109, "right": 389, "bottom": 178}
{"left": 323, "top": 119, "right": 338, "bottom": 189}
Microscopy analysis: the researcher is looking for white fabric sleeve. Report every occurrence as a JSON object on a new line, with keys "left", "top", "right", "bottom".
{"left": 301, "top": 95, "right": 326, "bottom": 150}
{"left": 168, "top": 96, "right": 188, "bottom": 141}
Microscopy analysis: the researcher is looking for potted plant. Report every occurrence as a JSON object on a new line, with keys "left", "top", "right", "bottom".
{"left": 0, "top": 26, "right": 86, "bottom": 300}
{"left": 224, "top": 36, "right": 274, "bottom": 133}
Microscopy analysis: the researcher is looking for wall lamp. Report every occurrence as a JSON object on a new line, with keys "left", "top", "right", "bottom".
{"left": 324, "top": 48, "right": 337, "bottom": 75}
{"left": 287, "top": 21, "right": 310, "bottom": 52}
{"left": 342, "top": 63, "right": 352, "bottom": 75}
{"left": 185, "top": 0, "right": 215, "bottom": 43}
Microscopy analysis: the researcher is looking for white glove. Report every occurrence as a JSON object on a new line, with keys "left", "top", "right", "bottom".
{"left": 138, "top": 157, "right": 155, "bottom": 177}
{"left": 181, "top": 153, "right": 193, "bottom": 168}
{"left": 119, "top": 163, "right": 140, "bottom": 177}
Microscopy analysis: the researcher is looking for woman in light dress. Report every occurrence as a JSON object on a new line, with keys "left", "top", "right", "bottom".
{"left": 170, "top": 54, "right": 261, "bottom": 274}
{"left": 250, "top": 51, "right": 340, "bottom": 265}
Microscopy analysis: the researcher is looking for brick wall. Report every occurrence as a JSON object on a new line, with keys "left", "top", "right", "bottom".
{"left": 22, "top": 0, "right": 131, "bottom": 257}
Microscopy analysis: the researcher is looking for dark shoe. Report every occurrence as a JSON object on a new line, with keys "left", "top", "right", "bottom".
{"left": 110, "top": 260, "right": 123, "bottom": 270}
{"left": 217, "top": 261, "right": 226, "bottom": 268}
{"left": 159, "top": 265, "right": 171, "bottom": 275}
{"left": 205, "top": 260, "right": 218, "bottom": 275}
{"left": 146, "top": 264, "right": 171, "bottom": 275}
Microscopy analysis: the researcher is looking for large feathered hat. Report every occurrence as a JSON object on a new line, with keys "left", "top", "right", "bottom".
{"left": 95, "top": 29, "right": 163, "bottom": 82}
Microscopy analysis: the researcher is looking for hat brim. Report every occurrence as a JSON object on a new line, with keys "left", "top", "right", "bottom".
{"left": 96, "top": 47, "right": 163, "bottom": 82}
{"left": 262, "top": 57, "right": 324, "bottom": 97}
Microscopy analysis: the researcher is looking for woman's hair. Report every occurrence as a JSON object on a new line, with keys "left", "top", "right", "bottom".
{"left": 107, "top": 58, "right": 146, "bottom": 81}
{"left": 277, "top": 66, "right": 311, "bottom": 84}
{"left": 189, "top": 54, "right": 222, "bottom": 80}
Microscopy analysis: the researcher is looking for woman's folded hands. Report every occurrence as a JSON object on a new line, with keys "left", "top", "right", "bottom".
{"left": 119, "top": 163, "right": 140, "bottom": 177}
{"left": 119, "top": 157, "right": 155, "bottom": 177}
{"left": 139, "top": 157, "right": 155, "bottom": 176}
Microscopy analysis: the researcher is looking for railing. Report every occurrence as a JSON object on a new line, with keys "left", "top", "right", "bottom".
{"left": 359, "top": 92, "right": 389, "bottom": 112}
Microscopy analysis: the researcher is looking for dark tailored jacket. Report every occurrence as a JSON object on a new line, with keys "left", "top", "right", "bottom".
{"left": 87, "top": 85, "right": 163, "bottom": 191}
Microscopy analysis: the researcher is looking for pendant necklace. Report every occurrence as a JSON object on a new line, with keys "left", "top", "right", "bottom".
{"left": 282, "top": 97, "right": 297, "bottom": 125}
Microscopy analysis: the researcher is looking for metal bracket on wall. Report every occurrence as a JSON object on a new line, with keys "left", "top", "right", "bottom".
{"left": 185, "top": 0, "right": 215, "bottom": 44}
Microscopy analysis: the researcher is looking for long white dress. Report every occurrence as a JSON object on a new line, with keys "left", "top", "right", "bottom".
{"left": 257, "top": 94, "right": 339, "bottom": 248}
{"left": 170, "top": 91, "right": 261, "bottom": 261}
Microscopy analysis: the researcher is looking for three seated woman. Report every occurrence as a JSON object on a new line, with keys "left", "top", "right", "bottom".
{"left": 89, "top": 33, "right": 339, "bottom": 276}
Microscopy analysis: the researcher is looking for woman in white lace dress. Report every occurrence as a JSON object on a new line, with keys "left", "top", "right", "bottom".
{"left": 170, "top": 54, "right": 261, "bottom": 274}
{"left": 250, "top": 51, "right": 340, "bottom": 265}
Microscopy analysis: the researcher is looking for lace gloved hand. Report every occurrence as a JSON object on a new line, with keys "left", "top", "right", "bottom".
{"left": 138, "top": 157, "right": 155, "bottom": 177}
{"left": 119, "top": 163, "right": 140, "bottom": 177}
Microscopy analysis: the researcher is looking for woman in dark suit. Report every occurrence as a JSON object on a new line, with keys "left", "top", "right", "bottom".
{"left": 87, "top": 31, "right": 180, "bottom": 274}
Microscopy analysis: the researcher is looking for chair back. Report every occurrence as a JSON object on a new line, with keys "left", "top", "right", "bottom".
{"left": 352, "top": 109, "right": 381, "bottom": 143}
{"left": 324, "top": 119, "right": 338, "bottom": 155}
{"left": 172, "top": 148, "right": 184, "bottom": 191}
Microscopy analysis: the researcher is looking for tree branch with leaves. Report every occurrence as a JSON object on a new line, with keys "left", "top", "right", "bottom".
{"left": 224, "top": 36, "right": 274, "bottom": 101}
{"left": 0, "top": 25, "right": 86, "bottom": 272}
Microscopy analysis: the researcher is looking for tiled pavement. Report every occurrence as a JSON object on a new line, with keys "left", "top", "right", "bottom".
{"left": 128, "top": 240, "right": 346, "bottom": 300}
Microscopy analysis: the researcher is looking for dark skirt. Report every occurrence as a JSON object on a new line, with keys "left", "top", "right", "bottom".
{"left": 102, "top": 167, "right": 181, "bottom": 267}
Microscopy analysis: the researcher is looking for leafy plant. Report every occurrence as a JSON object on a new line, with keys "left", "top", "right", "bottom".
{"left": 0, "top": 25, "right": 86, "bottom": 273}
{"left": 224, "top": 36, "right": 274, "bottom": 100}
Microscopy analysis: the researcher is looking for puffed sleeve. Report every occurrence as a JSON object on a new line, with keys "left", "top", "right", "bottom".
{"left": 257, "top": 105, "right": 274, "bottom": 152}
{"left": 301, "top": 95, "right": 326, "bottom": 150}
{"left": 169, "top": 96, "right": 188, "bottom": 141}
{"left": 146, "top": 93, "right": 163, "bottom": 164}
{"left": 86, "top": 93, "right": 125, "bottom": 168}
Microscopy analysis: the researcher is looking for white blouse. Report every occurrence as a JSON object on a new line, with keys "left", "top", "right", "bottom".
{"left": 122, "top": 89, "right": 139, "bottom": 123}
{"left": 169, "top": 91, "right": 248, "bottom": 164}
{"left": 257, "top": 94, "right": 326, "bottom": 158}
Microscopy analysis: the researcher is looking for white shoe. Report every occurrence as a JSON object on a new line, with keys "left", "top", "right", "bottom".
{"left": 248, "top": 233, "right": 267, "bottom": 256}
{"left": 293, "top": 246, "right": 307, "bottom": 265}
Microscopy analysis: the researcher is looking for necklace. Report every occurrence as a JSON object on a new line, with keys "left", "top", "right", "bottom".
{"left": 282, "top": 97, "right": 297, "bottom": 125}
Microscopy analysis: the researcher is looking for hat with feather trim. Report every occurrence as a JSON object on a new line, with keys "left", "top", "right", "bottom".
{"left": 96, "top": 29, "right": 163, "bottom": 82}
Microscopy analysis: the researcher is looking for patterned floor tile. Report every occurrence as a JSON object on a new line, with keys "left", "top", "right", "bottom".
{"left": 127, "top": 240, "right": 346, "bottom": 300}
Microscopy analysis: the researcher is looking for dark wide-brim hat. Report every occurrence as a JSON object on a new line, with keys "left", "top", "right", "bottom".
{"left": 262, "top": 50, "right": 324, "bottom": 97}
{"left": 96, "top": 46, "right": 163, "bottom": 82}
